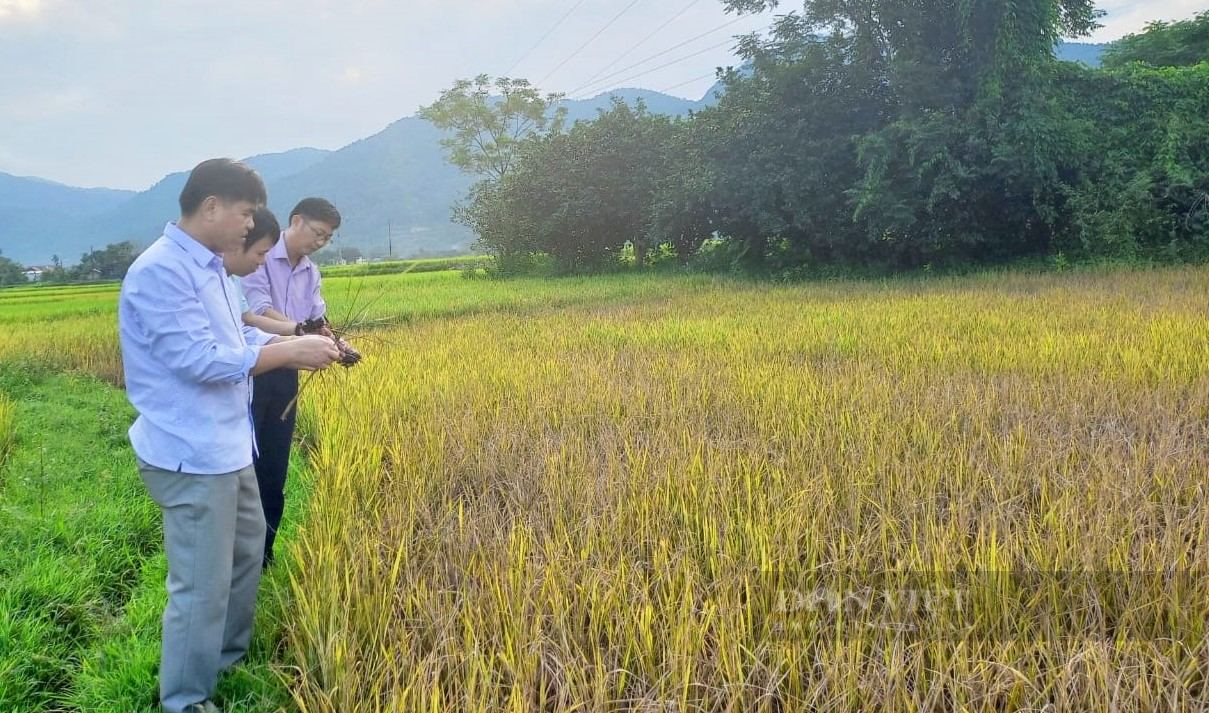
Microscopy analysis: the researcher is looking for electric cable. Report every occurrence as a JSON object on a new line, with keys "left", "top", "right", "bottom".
{"left": 538, "top": 0, "right": 646, "bottom": 85}
{"left": 570, "top": 36, "right": 737, "bottom": 99}
{"left": 658, "top": 70, "right": 719, "bottom": 94}
{"left": 576, "top": 0, "right": 703, "bottom": 89}
{"left": 504, "top": 0, "right": 589, "bottom": 76}
{"left": 564, "top": 14, "right": 747, "bottom": 97}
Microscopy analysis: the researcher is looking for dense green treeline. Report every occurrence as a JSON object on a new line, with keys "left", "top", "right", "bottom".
{"left": 0, "top": 243, "right": 141, "bottom": 287}
{"left": 431, "top": 3, "right": 1209, "bottom": 276}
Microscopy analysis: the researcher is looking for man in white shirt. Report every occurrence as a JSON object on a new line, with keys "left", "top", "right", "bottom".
{"left": 119, "top": 159, "right": 340, "bottom": 713}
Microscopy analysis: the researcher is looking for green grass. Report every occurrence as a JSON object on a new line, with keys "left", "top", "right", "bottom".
{"left": 320, "top": 269, "right": 723, "bottom": 332}
{"left": 0, "top": 364, "right": 298, "bottom": 711}
{"left": 0, "top": 394, "right": 13, "bottom": 470}
{"left": 0, "top": 363, "right": 148, "bottom": 711}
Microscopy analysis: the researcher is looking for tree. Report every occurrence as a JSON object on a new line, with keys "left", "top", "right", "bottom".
{"left": 467, "top": 100, "right": 677, "bottom": 273}
{"left": 649, "top": 119, "right": 720, "bottom": 265}
{"left": 1101, "top": 11, "right": 1209, "bottom": 69}
{"left": 70, "top": 242, "right": 140, "bottom": 281}
{"left": 714, "top": 0, "right": 1102, "bottom": 268}
{"left": 313, "top": 246, "right": 363, "bottom": 266}
{"left": 453, "top": 178, "right": 542, "bottom": 264}
{"left": 418, "top": 75, "right": 567, "bottom": 181}
{"left": 0, "top": 252, "right": 25, "bottom": 286}
{"left": 420, "top": 75, "right": 568, "bottom": 262}
{"left": 691, "top": 25, "right": 894, "bottom": 271}
{"left": 1055, "top": 61, "right": 1209, "bottom": 261}
{"left": 548, "top": 100, "right": 673, "bottom": 269}
{"left": 41, "top": 255, "right": 70, "bottom": 283}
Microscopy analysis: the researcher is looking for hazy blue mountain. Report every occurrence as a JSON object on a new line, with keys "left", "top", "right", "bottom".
{"left": 1057, "top": 41, "right": 1107, "bottom": 66}
{"left": 78, "top": 148, "right": 333, "bottom": 260}
{"left": 0, "top": 174, "right": 135, "bottom": 265}
{"left": 249, "top": 148, "right": 333, "bottom": 183}
{"left": 267, "top": 120, "right": 476, "bottom": 258}
{"left": 565, "top": 88, "right": 705, "bottom": 122}
{"left": 0, "top": 148, "right": 332, "bottom": 266}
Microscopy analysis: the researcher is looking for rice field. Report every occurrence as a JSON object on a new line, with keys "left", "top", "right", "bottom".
{"left": 290, "top": 267, "right": 1209, "bottom": 711}
{"left": 0, "top": 272, "right": 692, "bottom": 387}
{"left": 2, "top": 266, "right": 1208, "bottom": 711}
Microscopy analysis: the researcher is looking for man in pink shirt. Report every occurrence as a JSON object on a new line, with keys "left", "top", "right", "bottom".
{"left": 241, "top": 197, "right": 340, "bottom": 566}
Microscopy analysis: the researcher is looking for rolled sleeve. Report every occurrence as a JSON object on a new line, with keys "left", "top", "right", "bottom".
{"left": 241, "top": 343, "right": 262, "bottom": 373}
{"left": 242, "top": 324, "right": 275, "bottom": 347}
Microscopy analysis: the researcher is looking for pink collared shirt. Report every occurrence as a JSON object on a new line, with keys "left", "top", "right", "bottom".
{"left": 240, "top": 233, "right": 327, "bottom": 322}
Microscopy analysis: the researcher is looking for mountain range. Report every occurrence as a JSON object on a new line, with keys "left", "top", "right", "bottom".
{"left": 0, "top": 43, "right": 1105, "bottom": 268}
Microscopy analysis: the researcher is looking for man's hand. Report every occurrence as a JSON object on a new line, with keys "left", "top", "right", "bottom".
{"left": 335, "top": 338, "right": 362, "bottom": 366}
{"left": 288, "top": 334, "right": 341, "bottom": 371}
{"left": 296, "top": 317, "right": 332, "bottom": 336}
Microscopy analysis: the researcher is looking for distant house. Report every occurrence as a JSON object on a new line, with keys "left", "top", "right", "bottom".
{"left": 24, "top": 267, "right": 44, "bottom": 282}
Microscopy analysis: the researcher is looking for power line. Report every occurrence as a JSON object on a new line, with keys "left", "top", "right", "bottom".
{"left": 576, "top": 0, "right": 703, "bottom": 89}
{"left": 538, "top": 0, "right": 646, "bottom": 86}
{"left": 565, "top": 14, "right": 748, "bottom": 97}
{"left": 504, "top": 0, "right": 589, "bottom": 77}
{"left": 571, "top": 37, "right": 738, "bottom": 99}
{"left": 659, "top": 70, "right": 719, "bottom": 94}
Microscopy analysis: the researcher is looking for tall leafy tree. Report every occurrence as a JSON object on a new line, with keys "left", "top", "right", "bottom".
{"left": 718, "top": 0, "right": 1102, "bottom": 267}
{"left": 536, "top": 101, "right": 675, "bottom": 271}
{"left": 454, "top": 177, "right": 542, "bottom": 263}
{"left": 420, "top": 75, "right": 567, "bottom": 262}
{"left": 1101, "top": 11, "right": 1209, "bottom": 69}
{"left": 418, "top": 75, "right": 566, "bottom": 181}
{"left": 696, "top": 22, "right": 893, "bottom": 269}
{"left": 468, "top": 100, "right": 677, "bottom": 272}
{"left": 649, "top": 119, "right": 720, "bottom": 265}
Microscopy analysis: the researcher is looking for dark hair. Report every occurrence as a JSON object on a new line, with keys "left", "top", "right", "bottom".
{"left": 178, "top": 158, "right": 267, "bottom": 216}
{"left": 244, "top": 206, "right": 282, "bottom": 251}
{"left": 290, "top": 197, "right": 341, "bottom": 230}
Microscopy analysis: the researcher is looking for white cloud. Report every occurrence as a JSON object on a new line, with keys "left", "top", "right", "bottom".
{"left": 0, "top": 0, "right": 53, "bottom": 23}
{"left": 1089, "top": 0, "right": 1209, "bottom": 41}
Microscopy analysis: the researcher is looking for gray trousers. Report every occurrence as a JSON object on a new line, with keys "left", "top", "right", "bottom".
{"left": 139, "top": 459, "right": 266, "bottom": 713}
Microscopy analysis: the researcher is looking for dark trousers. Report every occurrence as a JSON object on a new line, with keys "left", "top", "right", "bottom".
{"left": 250, "top": 368, "right": 298, "bottom": 566}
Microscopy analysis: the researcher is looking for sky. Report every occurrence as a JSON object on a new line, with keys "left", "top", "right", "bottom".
{"left": 0, "top": 0, "right": 1206, "bottom": 191}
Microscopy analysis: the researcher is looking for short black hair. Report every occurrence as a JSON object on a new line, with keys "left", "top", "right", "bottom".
{"left": 178, "top": 158, "right": 267, "bottom": 216}
{"left": 244, "top": 206, "right": 281, "bottom": 251}
{"left": 290, "top": 197, "right": 341, "bottom": 230}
